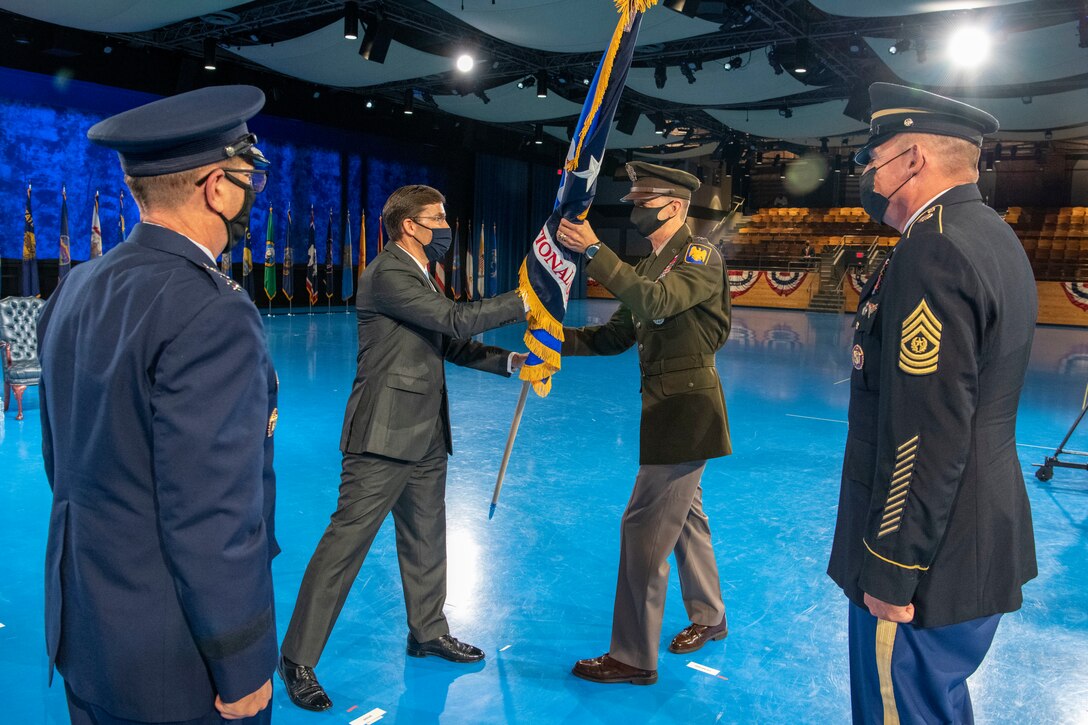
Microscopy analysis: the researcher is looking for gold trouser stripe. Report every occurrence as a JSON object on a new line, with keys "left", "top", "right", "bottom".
{"left": 875, "top": 619, "right": 901, "bottom": 725}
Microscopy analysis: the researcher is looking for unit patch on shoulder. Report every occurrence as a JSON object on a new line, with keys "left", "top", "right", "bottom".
{"left": 685, "top": 243, "right": 712, "bottom": 265}
{"left": 203, "top": 263, "right": 245, "bottom": 293}
{"left": 899, "top": 298, "right": 942, "bottom": 375}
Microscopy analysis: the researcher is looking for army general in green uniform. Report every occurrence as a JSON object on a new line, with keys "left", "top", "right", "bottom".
{"left": 555, "top": 162, "right": 731, "bottom": 685}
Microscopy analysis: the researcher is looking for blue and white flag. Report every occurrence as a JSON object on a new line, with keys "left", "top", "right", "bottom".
{"left": 518, "top": 0, "right": 653, "bottom": 396}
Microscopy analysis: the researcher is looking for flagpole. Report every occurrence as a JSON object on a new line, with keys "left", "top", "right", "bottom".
{"left": 489, "top": 380, "right": 531, "bottom": 520}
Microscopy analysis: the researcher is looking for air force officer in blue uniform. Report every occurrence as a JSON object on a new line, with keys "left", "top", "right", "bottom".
{"left": 828, "top": 84, "right": 1038, "bottom": 724}
{"left": 38, "top": 86, "right": 279, "bottom": 724}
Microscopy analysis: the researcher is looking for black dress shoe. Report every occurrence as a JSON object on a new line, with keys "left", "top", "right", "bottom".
{"left": 277, "top": 655, "right": 332, "bottom": 712}
{"left": 406, "top": 633, "right": 485, "bottom": 663}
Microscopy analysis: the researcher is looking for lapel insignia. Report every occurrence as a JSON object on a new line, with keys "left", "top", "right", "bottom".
{"left": 852, "top": 344, "right": 864, "bottom": 370}
{"left": 862, "top": 301, "right": 879, "bottom": 319}
{"left": 899, "top": 298, "right": 942, "bottom": 375}
{"left": 685, "top": 243, "right": 711, "bottom": 265}
{"left": 267, "top": 407, "right": 278, "bottom": 437}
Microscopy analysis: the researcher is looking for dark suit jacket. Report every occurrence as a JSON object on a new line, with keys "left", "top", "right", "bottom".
{"left": 562, "top": 225, "right": 732, "bottom": 465}
{"left": 38, "top": 222, "right": 279, "bottom": 721}
{"left": 828, "top": 184, "right": 1038, "bottom": 628}
{"left": 340, "top": 243, "right": 524, "bottom": 461}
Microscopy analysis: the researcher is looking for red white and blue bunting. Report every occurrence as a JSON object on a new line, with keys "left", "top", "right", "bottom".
{"left": 847, "top": 270, "right": 869, "bottom": 295}
{"left": 1061, "top": 282, "right": 1088, "bottom": 312}
{"left": 728, "top": 269, "right": 761, "bottom": 298}
{"left": 765, "top": 271, "right": 808, "bottom": 297}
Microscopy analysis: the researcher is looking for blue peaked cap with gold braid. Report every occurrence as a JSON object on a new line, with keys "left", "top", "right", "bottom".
{"left": 855, "top": 82, "right": 998, "bottom": 165}
{"left": 87, "top": 85, "right": 269, "bottom": 176}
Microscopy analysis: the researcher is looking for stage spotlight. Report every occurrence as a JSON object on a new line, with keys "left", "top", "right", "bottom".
{"left": 403, "top": 88, "right": 414, "bottom": 115}
{"left": 778, "top": 105, "right": 793, "bottom": 118}
{"left": 1044, "top": 129, "right": 1053, "bottom": 141}
{"left": 723, "top": 56, "right": 743, "bottom": 70}
{"left": 517, "top": 75, "right": 535, "bottom": 90}
{"left": 819, "top": 137, "right": 829, "bottom": 154}
{"left": 994, "top": 142, "right": 1003, "bottom": 162}
{"left": 793, "top": 39, "right": 810, "bottom": 74}
{"left": 359, "top": 15, "right": 393, "bottom": 64}
{"left": 767, "top": 48, "right": 783, "bottom": 75}
{"left": 680, "top": 62, "right": 696, "bottom": 84}
{"left": 534, "top": 124, "right": 544, "bottom": 145}
{"left": 985, "top": 152, "right": 994, "bottom": 171}
{"left": 475, "top": 89, "right": 491, "bottom": 104}
{"left": 203, "top": 38, "right": 217, "bottom": 71}
{"left": 654, "top": 63, "right": 667, "bottom": 88}
{"left": 456, "top": 54, "right": 474, "bottom": 72}
{"left": 536, "top": 70, "right": 548, "bottom": 98}
{"left": 364, "top": 98, "right": 373, "bottom": 109}
{"left": 947, "top": 26, "right": 990, "bottom": 68}
{"left": 654, "top": 116, "right": 666, "bottom": 135}
{"left": 889, "top": 38, "right": 910, "bottom": 55}
{"left": 663, "top": 0, "right": 701, "bottom": 16}
{"left": 343, "top": 2, "right": 358, "bottom": 40}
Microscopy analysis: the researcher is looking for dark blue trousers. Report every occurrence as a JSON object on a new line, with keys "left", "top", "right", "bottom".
{"left": 848, "top": 602, "right": 1001, "bottom": 725}
{"left": 65, "top": 681, "right": 273, "bottom": 725}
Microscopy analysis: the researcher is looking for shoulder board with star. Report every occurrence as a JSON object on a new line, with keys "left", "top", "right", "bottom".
{"left": 203, "top": 263, "right": 245, "bottom": 293}
{"left": 906, "top": 204, "right": 943, "bottom": 238}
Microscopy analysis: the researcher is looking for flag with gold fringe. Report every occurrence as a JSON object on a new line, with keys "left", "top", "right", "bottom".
{"left": 283, "top": 208, "right": 295, "bottom": 301}
{"left": 517, "top": 0, "right": 653, "bottom": 396}
{"left": 264, "top": 204, "right": 276, "bottom": 301}
{"left": 89, "top": 190, "right": 102, "bottom": 258}
{"left": 22, "top": 184, "right": 39, "bottom": 297}
{"left": 324, "top": 208, "right": 335, "bottom": 300}
{"left": 306, "top": 207, "right": 318, "bottom": 305}
{"left": 356, "top": 211, "right": 367, "bottom": 287}
{"left": 58, "top": 187, "right": 70, "bottom": 281}
{"left": 342, "top": 209, "right": 354, "bottom": 301}
{"left": 464, "top": 218, "right": 474, "bottom": 301}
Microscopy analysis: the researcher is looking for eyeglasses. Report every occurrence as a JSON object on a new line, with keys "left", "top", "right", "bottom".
{"left": 195, "top": 168, "right": 269, "bottom": 193}
{"left": 412, "top": 214, "right": 447, "bottom": 224}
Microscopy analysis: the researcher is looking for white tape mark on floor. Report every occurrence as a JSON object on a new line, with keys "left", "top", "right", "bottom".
{"left": 833, "top": 377, "right": 851, "bottom": 385}
{"left": 786, "top": 414, "right": 848, "bottom": 424}
{"left": 687, "top": 661, "right": 720, "bottom": 677}
{"left": 349, "top": 708, "right": 386, "bottom": 725}
{"left": 499, "top": 644, "right": 512, "bottom": 652}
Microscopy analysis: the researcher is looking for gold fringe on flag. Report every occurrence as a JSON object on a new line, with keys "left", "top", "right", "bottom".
{"left": 566, "top": 0, "right": 658, "bottom": 174}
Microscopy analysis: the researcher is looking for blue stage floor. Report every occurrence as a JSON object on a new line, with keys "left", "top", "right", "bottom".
{"left": 2, "top": 301, "right": 1086, "bottom": 723}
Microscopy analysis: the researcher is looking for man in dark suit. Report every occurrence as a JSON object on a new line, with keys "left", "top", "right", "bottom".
{"left": 38, "top": 86, "right": 278, "bottom": 723}
{"left": 828, "top": 83, "right": 1038, "bottom": 724}
{"left": 554, "top": 162, "right": 732, "bottom": 685}
{"left": 279, "top": 184, "right": 526, "bottom": 711}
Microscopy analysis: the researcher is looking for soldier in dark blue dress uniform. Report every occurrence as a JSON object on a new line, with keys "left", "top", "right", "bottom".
{"left": 827, "top": 83, "right": 1038, "bottom": 724}
{"left": 38, "top": 85, "right": 279, "bottom": 724}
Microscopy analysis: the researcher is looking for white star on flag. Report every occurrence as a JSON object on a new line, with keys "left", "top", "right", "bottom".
{"left": 572, "top": 154, "right": 602, "bottom": 191}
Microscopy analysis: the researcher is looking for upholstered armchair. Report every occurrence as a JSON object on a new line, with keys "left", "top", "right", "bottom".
{"left": 0, "top": 296, "right": 44, "bottom": 420}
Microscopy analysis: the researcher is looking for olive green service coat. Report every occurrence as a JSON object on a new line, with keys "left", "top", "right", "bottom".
{"left": 562, "top": 225, "right": 732, "bottom": 465}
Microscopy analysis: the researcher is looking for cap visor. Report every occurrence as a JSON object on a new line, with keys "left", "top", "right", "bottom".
{"left": 620, "top": 191, "right": 666, "bottom": 202}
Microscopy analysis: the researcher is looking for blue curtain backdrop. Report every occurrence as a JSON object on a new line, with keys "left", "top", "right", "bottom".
{"left": 0, "top": 67, "right": 450, "bottom": 299}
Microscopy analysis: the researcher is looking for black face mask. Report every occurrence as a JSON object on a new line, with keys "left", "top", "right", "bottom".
{"left": 219, "top": 173, "right": 256, "bottom": 249}
{"left": 630, "top": 204, "right": 671, "bottom": 237}
{"left": 413, "top": 225, "right": 453, "bottom": 263}
{"left": 859, "top": 146, "right": 918, "bottom": 225}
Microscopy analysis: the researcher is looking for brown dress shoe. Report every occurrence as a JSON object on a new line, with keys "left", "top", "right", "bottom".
{"left": 669, "top": 617, "right": 728, "bottom": 654}
{"left": 571, "top": 654, "right": 657, "bottom": 685}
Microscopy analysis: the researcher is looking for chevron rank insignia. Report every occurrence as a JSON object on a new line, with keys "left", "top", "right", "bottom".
{"left": 899, "top": 298, "right": 942, "bottom": 375}
{"left": 685, "top": 243, "right": 711, "bottom": 265}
